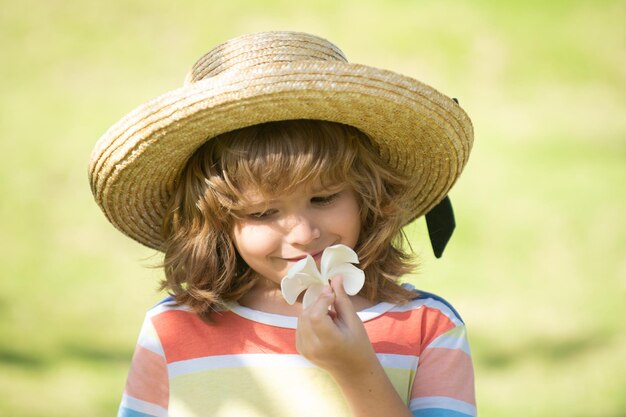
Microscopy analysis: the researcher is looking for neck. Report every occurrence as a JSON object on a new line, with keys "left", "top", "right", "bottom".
{"left": 238, "top": 278, "right": 303, "bottom": 316}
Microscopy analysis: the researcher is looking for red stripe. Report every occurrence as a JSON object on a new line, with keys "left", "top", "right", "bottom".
{"left": 152, "top": 310, "right": 299, "bottom": 362}
{"left": 152, "top": 305, "right": 456, "bottom": 362}
{"left": 411, "top": 347, "right": 475, "bottom": 404}
{"left": 365, "top": 307, "right": 456, "bottom": 355}
{"left": 125, "top": 345, "right": 169, "bottom": 408}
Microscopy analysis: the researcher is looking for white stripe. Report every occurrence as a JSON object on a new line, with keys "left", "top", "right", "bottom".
{"left": 120, "top": 394, "right": 168, "bottom": 417}
{"left": 168, "top": 354, "right": 314, "bottom": 377}
{"left": 357, "top": 302, "right": 397, "bottom": 321}
{"left": 426, "top": 329, "right": 471, "bottom": 355}
{"left": 225, "top": 301, "right": 400, "bottom": 328}
{"left": 137, "top": 320, "right": 165, "bottom": 356}
{"left": 410, "top": 396, "right": 476, "bottom": 416}
{"left": 377, "top": 353, "right": 419, "bottom": 370}
{"left": 137, "top": 334, "right": 165, "bottom": 356}
{"left": 225, "top": 303, "right": 299, "bottom": 328}
{"left": 168, "top": 353, "right": 420, "bottom": 378}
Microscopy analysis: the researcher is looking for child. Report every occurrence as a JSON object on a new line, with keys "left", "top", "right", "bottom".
{"left": 89, "top": 32, "right": 475, "bottom": 417}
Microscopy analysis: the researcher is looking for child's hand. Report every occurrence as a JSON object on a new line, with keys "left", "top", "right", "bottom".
{"left": 296, "top": 276, "right": 414, "bottom": 417}
{"left": 295, "top": 275, "right": 378, "bottom": 378}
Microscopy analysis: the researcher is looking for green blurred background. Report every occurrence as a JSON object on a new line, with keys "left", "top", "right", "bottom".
{"left": 1, "top": 0, "right": 625, "bottom": 416}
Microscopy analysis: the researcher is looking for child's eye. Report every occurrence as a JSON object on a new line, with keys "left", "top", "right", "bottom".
{"left": 246, "top": 209, "right": 277, "bottom": 220}
{"left": 311, "top": 192, "right": 340, "bottom": 206}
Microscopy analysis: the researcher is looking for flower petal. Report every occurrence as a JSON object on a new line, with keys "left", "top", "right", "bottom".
{"left": 327, "top": 263, "right": 365, "bottom": 295}
{"left": 281, "top": 272, "right": 319, "bottom": 305}
{"left": 281, "top": 255, "right": 323, "bottom": 305}
{"left": 302, "top": 283, "right": 325, "bottom": 309}
{"left": 320, "top": 244, "right": 359, "bottom": 277}
{"left": 286, "top": 256, "right": 321, "bottom": 280}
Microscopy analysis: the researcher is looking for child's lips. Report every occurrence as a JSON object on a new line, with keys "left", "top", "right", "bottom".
{"left": 284, "top": 250, "right": 324, "bottom": 262}
{"left": 310, "top": 251, "right": 323, "bottom": 262}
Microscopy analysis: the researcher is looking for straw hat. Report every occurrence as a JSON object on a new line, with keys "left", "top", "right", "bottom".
{"left": 89, "top": 31, "right": 473, "bottom": 251}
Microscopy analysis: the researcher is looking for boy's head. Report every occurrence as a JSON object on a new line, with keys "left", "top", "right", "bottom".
{"left": 89, "top": 31, "right": 473, "bottom": 255}
{"left": 162, "top": 120, "right": 416, "bottom": 314}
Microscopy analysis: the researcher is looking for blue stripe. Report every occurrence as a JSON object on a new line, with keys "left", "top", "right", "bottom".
{"left": 152, "top": 296, "right": 175, "bottom": 308}
{"left": 412, "top": 408, "right": 473, "bottom": 417}
{"left": 117, "top": 407, "right": 157, "bottom": 417}
{"left": 411, "top": 288, "right": 465, "bottom": 324}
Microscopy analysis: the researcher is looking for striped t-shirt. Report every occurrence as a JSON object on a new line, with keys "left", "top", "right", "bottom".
{"left": 118, "top": 291, "right": 476, "bottom": 417}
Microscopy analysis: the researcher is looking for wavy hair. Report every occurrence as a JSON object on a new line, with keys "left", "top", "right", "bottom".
{"left": 161, "top": 120, "right": 417, "bottom": 321}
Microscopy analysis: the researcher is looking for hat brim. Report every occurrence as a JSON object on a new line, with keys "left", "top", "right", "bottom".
{"left": 89, "top": 61, "right": 473, "bottom": 250}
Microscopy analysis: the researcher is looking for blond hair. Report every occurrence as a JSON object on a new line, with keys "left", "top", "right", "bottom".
{"left": 161, "top": 120, "right": 416, "bottom": 320}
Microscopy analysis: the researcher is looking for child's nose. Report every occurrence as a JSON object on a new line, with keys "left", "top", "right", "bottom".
{"left": 283, "top": 214, "right": 321, "bottom": 245}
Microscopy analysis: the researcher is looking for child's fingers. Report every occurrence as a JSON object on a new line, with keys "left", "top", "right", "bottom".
{"left": 309, "top": 284, "right": 335, "bottom": 314}
{"left": 329, "top": 275, "right": 359, "bottom": 325}
{"left": 299, "top": 285, "right": 338, "bottom": 335}
{"left": 296, "top": 285, "right": 341, "bottom": 357}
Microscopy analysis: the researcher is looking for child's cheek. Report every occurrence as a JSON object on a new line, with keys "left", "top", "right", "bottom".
{"left": 233, "top": 222, "right": 279, "bottom": 258}
{"left": 241, "top": 224, "right": 273, "bottom": 246}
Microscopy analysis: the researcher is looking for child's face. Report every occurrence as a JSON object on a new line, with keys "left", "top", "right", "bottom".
{"left": 232, "top": 181, "right": 361, "bottom": 289}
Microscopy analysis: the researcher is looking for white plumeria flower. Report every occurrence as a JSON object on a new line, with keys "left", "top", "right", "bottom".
{"left": 280, "top": 244, "right": 365, "bottom": 308}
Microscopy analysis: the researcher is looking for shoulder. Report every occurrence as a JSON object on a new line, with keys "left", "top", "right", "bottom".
{"left": 139, "top": 297, "right": 213, "bottom": 354}
{"left": 388, "top": 284, "right": 466, "bottom": 326}
{"left": 368, "top": 286, "right": 470, "bottom": 354}
{"left": 145, "top": 296, "right": 187, "bottom": 317}
{"left": 141, "top": 296, "right": 201, "bottom": 334}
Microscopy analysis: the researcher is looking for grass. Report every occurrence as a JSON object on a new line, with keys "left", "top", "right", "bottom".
{"left": 1, "top": 0, "right": 625, "bottom": 416}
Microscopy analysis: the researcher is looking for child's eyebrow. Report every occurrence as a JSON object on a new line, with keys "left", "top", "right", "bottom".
{"left": 241, "top": 196, "right": 278, "bottom": 210}
{"left": 316, "top": 188, "right": 346, "bottom": 197}
{"left": 308, "top": 183, "right": 346, "bottom": 194}
{"left": 242, "top": 200, "right": 272, "bottom": 210}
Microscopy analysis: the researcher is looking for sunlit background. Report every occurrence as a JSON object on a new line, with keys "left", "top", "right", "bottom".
{"left": 1, "top": 0, "right": 625, "bottom": 416}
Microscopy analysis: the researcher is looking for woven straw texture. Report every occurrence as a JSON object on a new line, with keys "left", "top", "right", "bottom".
{"left": 89, "top": 31, "right": 473, "bottom": 251}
